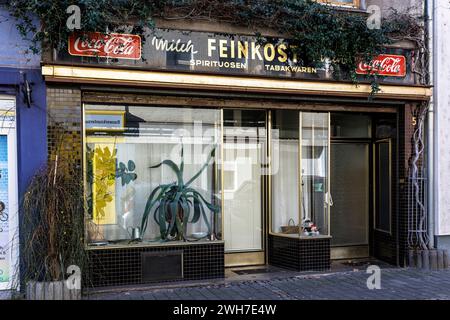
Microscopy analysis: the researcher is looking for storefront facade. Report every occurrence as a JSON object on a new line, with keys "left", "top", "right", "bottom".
{"left": 41, "top": 21, "right": 430, "bottom": 287}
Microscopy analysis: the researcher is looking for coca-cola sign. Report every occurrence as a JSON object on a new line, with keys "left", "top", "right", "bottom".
{"left": 356, "top": 54, "right": 406, "bottom": 77}
{"left": 68, "top": 32, "right": 141, "bottom": 60}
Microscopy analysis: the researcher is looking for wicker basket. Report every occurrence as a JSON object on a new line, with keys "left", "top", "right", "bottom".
{"left": 280, "top": 219, "right": 300, "bottom": 234}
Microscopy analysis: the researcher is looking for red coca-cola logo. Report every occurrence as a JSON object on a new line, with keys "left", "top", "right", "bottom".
{"left": 68, "top": 32, "right": 141, "bottom": 60}
{"left": 356, "top": 54, "right": 406, "bottom": 77}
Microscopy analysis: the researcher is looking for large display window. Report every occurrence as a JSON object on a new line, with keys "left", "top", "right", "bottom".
{"left": 84, "top": 105, "right": 222, "bottom": 246}
{"left": 222, "top": 110, "right": 266, "bottom": 253}
{"left": 271, "top": 110, "right": 300, "bottom": 234}
{"left": 84, "top": 105, "right": 332, "bottom": 248}
{"left": 271, "top": 110, "right": 331, "bottom": 238}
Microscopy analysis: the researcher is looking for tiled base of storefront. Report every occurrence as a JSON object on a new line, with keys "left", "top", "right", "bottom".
{"left": 268, "top": 235, "right": 331, "bottom": 271}
{"left": 85, "top": 241, "right": 225, "bottom": 288}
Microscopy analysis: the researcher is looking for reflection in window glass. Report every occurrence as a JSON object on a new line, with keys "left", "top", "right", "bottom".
{"left": 223, "top": 110, "right": 265, "bottom": 252}
{"left": 331, "top": 113, "right": 372, "bottom": 139}
{"left": 301, "top": 112, "right": 329, "bottom": 236}
{"left": 84, "top": 105, "right": 221, "bottom": 245}
{"left": 271, "top": 110, "right": 299, "bottom": 234}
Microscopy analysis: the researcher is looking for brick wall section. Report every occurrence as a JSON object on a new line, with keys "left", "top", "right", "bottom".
{"left": 46, "top": 86, "right": 83, "bottom": 168}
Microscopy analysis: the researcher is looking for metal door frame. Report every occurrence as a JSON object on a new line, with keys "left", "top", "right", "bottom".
{"left": 223, "top": 109, "right": 267, "bottom": 267}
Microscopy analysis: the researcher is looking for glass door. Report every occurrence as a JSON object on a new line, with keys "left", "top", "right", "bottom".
{"left": 329, "top": 113, "right": 372, "bottom": 259}
{"left": 223, "top": 110, "right": 266, "bottom": 266}
{"left": 330, "top": 143, "right": 370, "bottom": 258}
{"left": 300, "top": 112, "right": 330, "bottom": 237}
{"left": 270, "top": 111, "right": 330, "bottom": 238}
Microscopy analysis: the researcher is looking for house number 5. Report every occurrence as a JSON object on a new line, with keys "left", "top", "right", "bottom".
{"left": 412, "top": 117, "right": 417, "bottom": 126}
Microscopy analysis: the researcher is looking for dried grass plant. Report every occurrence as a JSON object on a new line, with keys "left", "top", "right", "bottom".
{"left": 21, "top": 148, "right": 87, "bottom": 285}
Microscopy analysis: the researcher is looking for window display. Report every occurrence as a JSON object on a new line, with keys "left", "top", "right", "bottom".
{"left": 271, "top": 111, "right": 330, "bottom": 237}
{"left": 223, "top": 110, "right": 266, "bottom": 252}
{"left": 300, "top": 112, "right": 330, "bottom": 236}
{"left": 84, "top": 105, "right": 222, "bottom": 245}
{"left": 271, "top": 110, "right": 300, "bottom": 235}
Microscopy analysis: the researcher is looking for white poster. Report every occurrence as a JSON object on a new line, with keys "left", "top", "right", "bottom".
{"left": 0, "top": 98, "right": 17, "bottom": 291}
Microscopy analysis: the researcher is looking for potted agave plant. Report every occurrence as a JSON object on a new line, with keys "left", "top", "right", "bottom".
{"left": 140, "top": 146, "right": 220, "bottom": 241}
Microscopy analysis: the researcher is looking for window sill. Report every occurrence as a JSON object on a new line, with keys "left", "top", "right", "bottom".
{"left": 271, "top": 233, "right": 332, "bottom": 240}
{"left": 86, "top": 238, "right": 225, "bottom": 250}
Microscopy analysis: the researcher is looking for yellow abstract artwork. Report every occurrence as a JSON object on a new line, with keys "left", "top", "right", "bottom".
{"left": 92, "top": 144, "right": 117, "bottom": 225}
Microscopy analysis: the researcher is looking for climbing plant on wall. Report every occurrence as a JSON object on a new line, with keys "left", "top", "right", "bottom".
{"left": 5, "top": 0, "right": 426, "bottom": 92}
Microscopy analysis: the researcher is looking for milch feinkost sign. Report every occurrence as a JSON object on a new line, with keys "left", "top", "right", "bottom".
{"left": 59, "top": 29, "right": 413, "bottom": 84}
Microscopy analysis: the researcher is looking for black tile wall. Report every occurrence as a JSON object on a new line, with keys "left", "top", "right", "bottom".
{"left": 371, "top": 103, "right": 418, "bottom": 267}
{"left": 268, "top": 235, "right": 331, "bottom": 271}
{"left": 85, "top": 242, "right": 225, "bottom": 288}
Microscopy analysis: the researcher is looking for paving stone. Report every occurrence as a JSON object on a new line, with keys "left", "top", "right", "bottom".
{"left": 85, "top": 268, "right": 450, "bottom": 300}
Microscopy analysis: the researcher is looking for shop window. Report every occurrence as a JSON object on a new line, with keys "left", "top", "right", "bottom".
{"left": 271, "top": 110, "right": 300, "bottom": 235}
{"left": 271, "top": 111, "right": 330, "bottom": 237}
{"left": 331, "top": 113, "right": 372, "bottom": 138}
{"left": 84, "top": 105, "right": 222, "bottom": 246}
{"left": 223, "top": 110, "right": 266, "bottom": 252}
{"left": 300, "top": 112, "right": 330, "bottom": 236}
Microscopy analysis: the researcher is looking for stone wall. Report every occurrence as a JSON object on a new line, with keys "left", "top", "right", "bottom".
{"left": 434, "top": 1, "right": 450, "bottom": 248}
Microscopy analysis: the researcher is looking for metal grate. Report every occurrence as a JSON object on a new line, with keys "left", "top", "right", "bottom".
{"left": 407, "top": 103, "right": 429, "bottom": 250}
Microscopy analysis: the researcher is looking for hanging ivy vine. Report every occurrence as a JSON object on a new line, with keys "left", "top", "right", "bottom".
{"left": 5, "top": 0, "right": 426, "bottom": 92}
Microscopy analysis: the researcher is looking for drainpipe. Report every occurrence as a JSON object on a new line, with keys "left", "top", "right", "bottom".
{"left": 425, "top": 0, "right": 436, "bottom": 248}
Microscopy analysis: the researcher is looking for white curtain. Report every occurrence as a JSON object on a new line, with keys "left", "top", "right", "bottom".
{"left": 272, "top": 139, "right": 299, "bottom": 233}
{"left": 96, "top": 136, "right": 218, "bottom": 241}
{"left": 223, "top": 141, "right": 262, "bottom": 251}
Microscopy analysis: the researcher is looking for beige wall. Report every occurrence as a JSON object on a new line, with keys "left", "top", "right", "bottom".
{"left": 434, "top": 0, "right": 450, "bottom": 236}
{"left": 155, "top": 0, "right": 425, "bottom": 36}
{"left": 366, "top": 0, "right": 423, "bottom": 15}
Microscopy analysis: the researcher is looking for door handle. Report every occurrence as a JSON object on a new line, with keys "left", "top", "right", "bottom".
{"left": 325, "top": 192, "right": 334, "bottom": 207}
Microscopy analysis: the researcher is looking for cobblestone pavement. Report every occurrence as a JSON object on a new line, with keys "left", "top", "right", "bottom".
{"left": 87, "top": 268, "right": 450, "bottom": 300}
